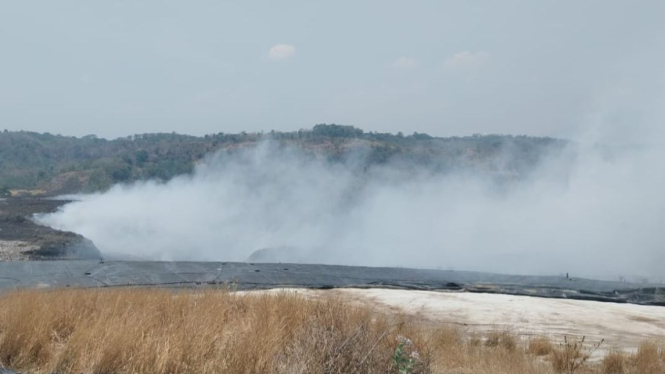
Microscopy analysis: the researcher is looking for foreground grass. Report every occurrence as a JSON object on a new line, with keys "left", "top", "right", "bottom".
{"left": 0, "top": 288, "right": 662, "bottom": 374}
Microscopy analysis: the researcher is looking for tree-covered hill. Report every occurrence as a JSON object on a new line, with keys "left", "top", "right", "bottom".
{"left": 0, "top": 125, "right": 568, "bottom": 195}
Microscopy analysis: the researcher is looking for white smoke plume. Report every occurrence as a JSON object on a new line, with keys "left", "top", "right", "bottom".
{"left": 37, "top": 128, "right": 665, "bottom": 282}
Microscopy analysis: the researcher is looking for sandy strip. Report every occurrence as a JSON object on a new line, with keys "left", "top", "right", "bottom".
{"left": 245, "top": 288, "right": 665, "bottom": 352}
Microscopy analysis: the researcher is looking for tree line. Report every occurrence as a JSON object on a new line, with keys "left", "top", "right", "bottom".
{"left": 0, "top": 125, "right": 567, "bottom": 195}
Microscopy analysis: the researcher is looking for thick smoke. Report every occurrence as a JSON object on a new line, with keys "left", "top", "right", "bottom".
{"left": 37, "top": 132, "right": 665, "bottom": 282}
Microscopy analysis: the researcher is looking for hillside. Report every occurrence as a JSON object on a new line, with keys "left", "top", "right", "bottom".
{"left": 0, "top": 124, "right": 567, "bottom": 195}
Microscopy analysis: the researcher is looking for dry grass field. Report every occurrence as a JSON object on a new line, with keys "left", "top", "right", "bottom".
{"left": 0, "top": 288, "right": 663, "bottom": 374}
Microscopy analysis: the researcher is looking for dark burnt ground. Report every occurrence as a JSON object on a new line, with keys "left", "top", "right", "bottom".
{"left": 0, "top": 197, "right": 101, "bottom": 261}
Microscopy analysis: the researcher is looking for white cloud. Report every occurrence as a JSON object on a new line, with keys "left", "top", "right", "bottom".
{"left": 268, "top": 44, "right": 296, "bottom": 61}
{"left": 391, "top": 56, "right": 419, "bottom": 70}
{"left": 443, "top": 51, "right": 489, "bottom": 69}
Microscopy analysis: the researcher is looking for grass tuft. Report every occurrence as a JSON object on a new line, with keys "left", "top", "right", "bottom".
{"left": 633, "top": 341, "right": 662, "bottom": 374}
{"left": 601, "top": 350, "right": 625, "bottom": 374}
{"left": 528, "top": 336, "right": 553, "bottom": 356}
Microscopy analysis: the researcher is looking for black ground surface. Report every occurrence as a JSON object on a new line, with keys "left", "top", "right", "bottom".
{"left": 0, "top": 260, "right": 663, "bottom": 306}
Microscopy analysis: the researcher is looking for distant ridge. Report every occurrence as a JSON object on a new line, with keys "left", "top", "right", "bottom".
{"left": 0, "top": 124, "right": 566, "bottom": 195}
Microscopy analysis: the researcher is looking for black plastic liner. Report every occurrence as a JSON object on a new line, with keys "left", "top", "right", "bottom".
{"left": 0, "top": 261, "right": 662, "bottom": 306}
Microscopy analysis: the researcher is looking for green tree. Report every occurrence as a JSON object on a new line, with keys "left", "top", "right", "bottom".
{"left": 135, "top": 150, "right": 149, "bottom": 166}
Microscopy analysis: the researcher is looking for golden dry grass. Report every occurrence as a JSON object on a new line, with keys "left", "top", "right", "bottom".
{"left": 551, "top": 336, "right": 599, "bottom": 374}
{"left": 598, "top": 342, "right": 665, "bottom": 374}
{"left": 632, "top": 341, "right": 663, "bottom": 374}
{"left": 528, "top": 335, "right": 554, "bottom": 356}
{"left": 601, "top": 350, "right": 626, "bottom": 374}
{"left": 0, "top": 288, "right": 662, "bottom": 374}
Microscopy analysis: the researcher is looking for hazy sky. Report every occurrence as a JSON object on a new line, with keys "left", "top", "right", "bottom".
{"left": 1, "top": 1, "right": 663, "bottom": 139}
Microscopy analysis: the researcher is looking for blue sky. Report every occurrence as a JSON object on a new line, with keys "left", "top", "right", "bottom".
{"left": 1, "top": 1, "right": 663, "bottom": 139}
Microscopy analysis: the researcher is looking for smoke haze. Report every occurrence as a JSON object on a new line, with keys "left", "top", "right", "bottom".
{"left": 38, "top": 130, "right": 665, "bottom": 282}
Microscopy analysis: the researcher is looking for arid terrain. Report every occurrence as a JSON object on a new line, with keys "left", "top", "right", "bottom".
{"left": 2, "top": 1, "right": 664, "bottom": 373}
{"left": 0, "top": 288, "right": 663, "bottom": 374}
{"left": 0, "top": 198, "right": 100, "bottom": 261}
{"left": 269, "top": 288, "right": 665, "bottom": 355}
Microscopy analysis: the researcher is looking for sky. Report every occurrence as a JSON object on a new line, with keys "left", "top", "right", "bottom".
{"left": 1, "top": 1, "right": 663, "bottom": 139}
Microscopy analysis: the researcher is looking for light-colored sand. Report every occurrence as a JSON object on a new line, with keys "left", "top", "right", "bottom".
{"left": 246, "top": 288, "right": 665, "bottom": 352}
{"left": 0, "top": 240, "right": 37, "bottom": 261}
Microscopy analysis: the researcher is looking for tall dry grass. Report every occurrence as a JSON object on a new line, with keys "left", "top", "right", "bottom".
{"left": 597, "top": 342, "right": 665, "bottom": 374}
{"left": 0, "top": 288, "right": 662, "bottom": 374}
{"left": 633, "top": 341, "right": 663, "bottom": 374}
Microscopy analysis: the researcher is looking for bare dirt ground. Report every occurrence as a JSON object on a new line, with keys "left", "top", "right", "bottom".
{"left": 0, "top": 240, "right": 39, "bottom": 261}
{"left": 249, "top": 288, "right": 665, "bottom": 355}
{"left": 0, "top": 198, "right": 100, "bottom": 261}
